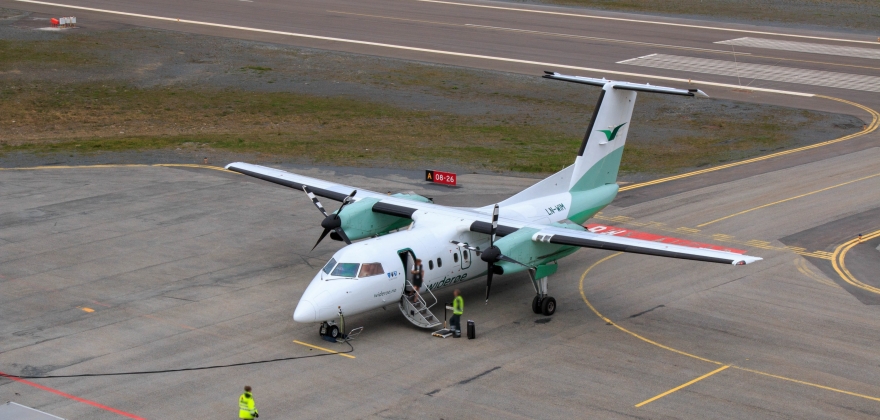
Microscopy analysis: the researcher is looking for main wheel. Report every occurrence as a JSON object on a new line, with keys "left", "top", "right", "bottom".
{"left": 531, "top": 296, "right": 542, "bottom": 314}
{"left": 541, "top": 296, "right": 557, "bottom": 316}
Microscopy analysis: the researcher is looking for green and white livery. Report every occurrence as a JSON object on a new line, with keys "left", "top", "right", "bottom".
{"left": 226, "top": 72, "right": 758, "bottom": 338}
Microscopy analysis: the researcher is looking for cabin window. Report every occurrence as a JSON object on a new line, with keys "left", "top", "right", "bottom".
{"left": 453, "top": 253, "right": 459, "bottom": 263}
{"left": 437, "top": 258, "right": 442, "bottom": 268}
{"left": 462, "top": 250, "right": 470, "bottom": 262}
{"left": 331, "top": 263, "right": 360, "bottom": 278}
{"left": 322, "top": 258, "right": 337, "bottom": 274}
{"left": 428, "top": 260, "right": 434, "bottom": 270}
{"left": 358, "top": 263, "right": 384, "bottom": 278}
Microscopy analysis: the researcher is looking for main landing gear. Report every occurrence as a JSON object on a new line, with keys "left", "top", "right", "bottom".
{"left": 529, "top": 269, "right": 556, "bottom": 316}
{"left": 532, "top": 295, "right": 556, "bottom": 316}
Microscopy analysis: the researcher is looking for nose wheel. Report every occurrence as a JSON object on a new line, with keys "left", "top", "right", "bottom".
{"left": 319, "top": 321, "right": 340, "bottom": 339}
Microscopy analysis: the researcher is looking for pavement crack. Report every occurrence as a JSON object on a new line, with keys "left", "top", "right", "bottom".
{"left": 458, "top": 366, "right": 501, "bottom": 385}
{"left": 629, "top": 304, "right": 665, "bottom": 318}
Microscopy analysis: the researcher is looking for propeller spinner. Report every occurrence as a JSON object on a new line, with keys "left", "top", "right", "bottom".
{"left": 302, "top": 186, "right": 356, "bottom": 251}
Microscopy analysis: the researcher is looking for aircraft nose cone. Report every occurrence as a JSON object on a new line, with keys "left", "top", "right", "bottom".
{"left": 293, "top": 300, "right": 317, "bottom": 323}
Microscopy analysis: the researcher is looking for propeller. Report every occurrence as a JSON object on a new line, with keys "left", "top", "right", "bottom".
{"left": 456, "top": 204, "right": 530, "bottom": 304}
{"left": 302, "top": 186, "right": 356, "bottom": 251}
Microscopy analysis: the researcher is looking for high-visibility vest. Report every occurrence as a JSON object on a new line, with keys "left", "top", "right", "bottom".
{"left": 453, "top": 295, "right": 464, "bottom": 315}
{"left": 239, "top": 393, "right": 257, "bottom": 419}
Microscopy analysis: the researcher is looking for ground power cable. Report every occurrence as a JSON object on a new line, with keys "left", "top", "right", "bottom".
{"left": 0, "top": 340, "right": 354, "bottom": 379}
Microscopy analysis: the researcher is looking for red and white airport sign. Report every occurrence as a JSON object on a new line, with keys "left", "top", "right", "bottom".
{"left": 425, "top": 170, "right": 456, "bottom": 186}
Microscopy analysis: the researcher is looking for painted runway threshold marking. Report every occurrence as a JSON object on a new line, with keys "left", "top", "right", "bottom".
{"left": 12, "top": 0, "right": 813, "bottom": 97}
{"left": 579, "top": 254, "right": 880, "bottom": 406}
{"left": 619, "top": 54, "right": 880, "bottom": 92}
{"left": 410, "top": 0, "right": 879, "bottom": 45}
{"left": 635, "top": 365, "right": 730, "bottom": 407}
{"left": 717, "top": 37, "right": 880, "bottom": 60}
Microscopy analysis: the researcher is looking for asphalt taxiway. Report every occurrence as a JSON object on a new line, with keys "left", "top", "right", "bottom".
{"left": 3, "top": 138, "right": 880, "bottom": 418}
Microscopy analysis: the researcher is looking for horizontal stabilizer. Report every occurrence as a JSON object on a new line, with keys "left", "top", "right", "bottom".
{"left": 543, "top": 71, "right": 708, "bottom": 97}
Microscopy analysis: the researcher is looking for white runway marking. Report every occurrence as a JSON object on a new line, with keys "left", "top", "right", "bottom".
{"left": 717, "top": 37, "right": 880, "bottom": 60}
{"left": 14, "top": 0, "right": 813, "bottom": 97}
{"left": 412, "top": 0, "right": 878, "bottom": 45}
{"left": 619, "top": 54, "right": 880, "bottom": 93}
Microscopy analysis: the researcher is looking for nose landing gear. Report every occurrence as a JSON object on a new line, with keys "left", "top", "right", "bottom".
{"left": 319, "top": 321, "right": 340, "bottom": 340}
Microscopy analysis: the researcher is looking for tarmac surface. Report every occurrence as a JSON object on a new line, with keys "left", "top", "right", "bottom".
{"left": 2, "top": 148, "right": 880, "bottom": 418}
{"left": 2, "top": 0, "right": 880, "bottom": 418}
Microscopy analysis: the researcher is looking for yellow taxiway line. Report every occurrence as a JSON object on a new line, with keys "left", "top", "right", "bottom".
{"left": 621, "top": 96, "right": 879, "bottom": 192}
{"left": 578, "top": 253, "right": 880, "bottom": 406}
{"left": 293, "top": 340, "right": 356, "bottom": 359}
{"left": 795, "top": 257, "right": 838, "bottom": 288}
{"left": 696, "top": 172, "right": 880, "bottom": 227}
{"left": 831, "top": 229, "right": 880, "bottom": 295}
{"left": 635, "top": 365, "right": 730, "bottom": 407}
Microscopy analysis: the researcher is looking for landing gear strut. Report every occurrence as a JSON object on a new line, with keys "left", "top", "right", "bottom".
{"left": 529, "top": 268, "right": 556, "bottom": 316}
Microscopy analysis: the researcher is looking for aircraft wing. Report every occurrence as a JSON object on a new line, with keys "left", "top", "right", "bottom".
{"left": 530, "top": 225, "right": 762, "bottom": 265}
{"left": 225, "top": 162, "right": 389, "bottom": 202}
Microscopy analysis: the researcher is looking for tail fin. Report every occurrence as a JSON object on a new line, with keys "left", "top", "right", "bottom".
{"left": 543, "top": 72, "right": 707, "bottom": 192}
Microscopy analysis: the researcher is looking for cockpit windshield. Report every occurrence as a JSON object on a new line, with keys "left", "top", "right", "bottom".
{"left": 331, "top": 263, "right": 360, "bottom": 278}
{"left": 322, "top": 258, "right": 337, "bottom": 275}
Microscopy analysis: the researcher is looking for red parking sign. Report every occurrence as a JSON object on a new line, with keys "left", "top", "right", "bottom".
{"left": 425, "top": 170, "right": 456, "bottom": 186}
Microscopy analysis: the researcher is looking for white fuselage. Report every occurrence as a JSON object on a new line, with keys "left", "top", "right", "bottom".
{"left": 293, "top": 216, "right": 492, "bottom": 323}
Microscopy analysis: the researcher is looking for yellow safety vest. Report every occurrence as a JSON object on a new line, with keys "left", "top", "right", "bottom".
{"left": 239, "top": 393, "right": 257, "bottom": 419}
{"left": 453, "top": 295, "right": 464, "bottom": 315}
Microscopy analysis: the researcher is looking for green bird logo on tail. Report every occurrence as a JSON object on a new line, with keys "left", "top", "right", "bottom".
{"left": 597, "top": 122, "right": 627, "bottom": 141}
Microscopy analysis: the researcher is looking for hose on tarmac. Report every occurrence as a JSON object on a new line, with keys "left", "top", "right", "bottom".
{"left": 0, "top": 339, "right": 354, "bottom": 380}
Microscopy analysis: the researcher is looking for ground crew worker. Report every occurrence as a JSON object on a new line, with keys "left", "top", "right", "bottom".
{"left": 239, "top": 385, "right": 259, "bottom": 419}
{"left": 451, "top": 289, "right": 463, "bottom": 337}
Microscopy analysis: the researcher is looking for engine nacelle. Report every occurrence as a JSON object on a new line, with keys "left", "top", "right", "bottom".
{"left": 334, "top": 193, "right": 431, "bottom": 241}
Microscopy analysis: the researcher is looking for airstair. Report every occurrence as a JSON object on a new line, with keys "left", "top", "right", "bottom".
{"left": 398, "top": 280, "right": 442, "bottom": 329}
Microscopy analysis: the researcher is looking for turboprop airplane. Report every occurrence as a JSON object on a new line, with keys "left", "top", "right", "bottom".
{"left": 226, "top": 72, "right": 762, "bottom": 339}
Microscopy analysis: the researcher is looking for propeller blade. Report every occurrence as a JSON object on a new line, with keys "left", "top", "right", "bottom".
{"left": 490, "top": 204, "right": 499, "bottom": 246}
{"left": 336, "top": 190, "right": 357, "bottom": 215}
{"left": 485, "top": 264, "right": 494, "bottom": 303}
{"left": 312, "top": 227, "right": 332, "bottom": 251}
{"left": 334, "top": 227, "right": 352, "bottom": 245}
{"left": 302, "top": 186, "right": 329, "bottom": 217}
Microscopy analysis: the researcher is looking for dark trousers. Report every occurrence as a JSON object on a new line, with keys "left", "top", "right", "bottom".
{"left": 450, "top": 314, "right": 461, "bottom": 333}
